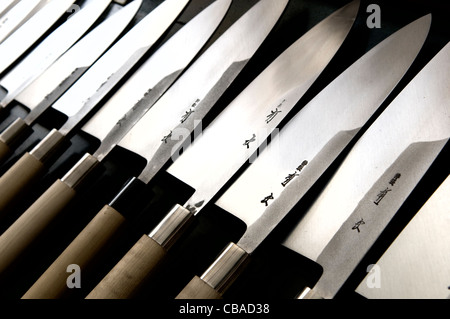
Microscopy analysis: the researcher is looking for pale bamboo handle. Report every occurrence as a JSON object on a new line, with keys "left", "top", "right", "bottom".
{"left": 86, "top": 234, "right": 167, "bottom": 299}
{"left": 0, "top": 179, "right": 76, "bottom": 275}
{"left": 0, "top": 139, "right": 11, "bottom": 163}
{"left": 22, "top": 205, "right": 126, "bottom": 299}
{"left": 0, "top": 117, "right": 31, "bottom": 165}
{"left": 0, "top": 152, "right": 45, "bottom": 213}
{"left": 176, "top": 276, "right": 223, "bottom": 299}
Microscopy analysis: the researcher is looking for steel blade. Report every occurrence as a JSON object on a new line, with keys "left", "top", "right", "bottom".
{"left": 0, "top": 0, "right": 77, "bottom": 75}
{"left": 81, "top": 0, "right": 232, "bottom": 160}
{"left": 356, "top": 174, "right": 450, "bottom": 299}
{"left": 0, "top": 0, "right": 112, "bottom": 108}
{"left": 215, "top": 15, "right": 431, "bottom": 254}
{"left": 13, "top": 0, "right": 141, "bottom": 123}
{"left": 0, "top": 0, "right": 43, "bottom": 44}
{"left": 53, "top": 0, "right": 189, "bottom": 136}
{"left": 0, "top": 0, "right": 20, "bottom": 18}
{"left": 282, "top": 42, "right": 450, "bottom": 299}
{"left": 120, "top": 0, "right": 358, "bottom": 190}
{"left": 161, "top": 1, "right": 359, "bottom": 213}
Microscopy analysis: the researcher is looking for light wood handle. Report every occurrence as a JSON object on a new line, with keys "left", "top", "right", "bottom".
{"left": 0, "top": 117, "right": 31, "bottom": 164}
{"left": 22, "top": 205, "right": 126, "bottom": 299}
{"left": 86, "top": 234, "right": 167, "bottom": 299}
{"left": 0, "top": 179, "right": 76, "bottom": 275}
{"left": 0, "top": 152, "right": 45, "bottom": 213}
{"left": 0, "top": 139, "right": 11, "bottom": 163}
{"left": 176, "top": 276, "right": 222, "bottom": 299}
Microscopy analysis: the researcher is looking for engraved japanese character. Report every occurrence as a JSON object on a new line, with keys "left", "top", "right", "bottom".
{"left": 265, "top": 108, "right": 282, "bottom": 124}
{"left": 374, "top": 187, "right": 392, "bottom": 205}
{"left": 261, "top": 193, "right": 274, "bottom": 206}
{"left": 162, "top": 131, "right": 173, "bottom": 144}
{"left": 181, "top": 109, "right": 195, "bottom": 123}
{"left": 389, "top": 173, "right": 401, "bottom": 186}
{"left": 281, "top": 172, "right": 299, "bottom": 187}
{"left": 297, "top": 160, "right": 308, "bottom": 172}
{"left": 243, "top": 134, "right": 256, "bottom": 149}
{"left": 352, "top": 219, "right": 365, "bottom": 233}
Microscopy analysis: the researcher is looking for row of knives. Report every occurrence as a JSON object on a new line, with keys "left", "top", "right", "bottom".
{"left": 0, "top": 0, "right": 448, "bottom": 301}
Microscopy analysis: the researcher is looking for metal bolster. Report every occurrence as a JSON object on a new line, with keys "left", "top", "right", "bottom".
{"left": 0, "top": 118, "right": 29, "bottom": 146}
{"left": 200, "top": 243, "right": 250, "bottom": 294}
{"left": 61, "top": 154, "right": 100, "bottom": 190}
{"left": 149, "top": 204, "right": 195, "bottom": 251}
{"left": 29, "top": 129, "right": 65, "bottom": 163}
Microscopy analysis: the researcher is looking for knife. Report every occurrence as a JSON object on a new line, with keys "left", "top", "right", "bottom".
{"left": 0, "top": 0, "right": 21, "bottom": 18}
{"left": 0, "top": 0, "right": 113, "bottom": 110}
{"left": 355, "top": 173, "right": 450, "bottom": 299}
{"left": 0, "top": 0, "right": 77, "bottom": 76}
{"left": 2, "top": 0, "right": 232, "bottom": 294}
{"left": 85, "top": 0, "right": 360, "bottom": 299}
{"left": 281, "top": 41, "right": 450, "bottom": 299}
{"left": 174, "top": 14, "right": 433, "bottom": 299}
{"left": 0, "top": 0, "right": 189, "bottom": 213}
{"left": 0, "top": 0, "right": 141, "bottom": 163}
{"left": 0, "top": 0, "right": 44, "bottom": 44}
{"left": 21, "top": 0, "right": 287, "bottom": 299}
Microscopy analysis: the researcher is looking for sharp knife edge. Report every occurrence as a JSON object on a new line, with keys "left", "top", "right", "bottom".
{"left": 0, "top": 0, "right": 78, "bottom": 75}
{"left": 0, "top": 0, "right": 188, "bottom": 212}
{"left": 0, "top": 0, "right": 232, "bottom": 294}
{"left": 0, "top": 0, "right": 113, "bottom": 108}
{"left": 0, "top": 0, "right": 21, "bottom": 18}
{"left": 54, "top": 0, "right": 190, "bottom": 131}
{"left": 124, "top": 0, "right": 358, "bottom": 185}
{"left": 0, "top": 0, "right": 141, "bottom": 165}
{"left": 216, "top": 14, "right": 432, "bottom": 253}
{"left": 355, "top": 174, "right": 450, "bottom": 299}
{"left": 0, "top": 0, "right": 42, "bottom": 44}
{"left": 14, "top": 0, "right": 142, "bottom": 115}
{"left": 173, "top": 13, "right": 433, "bottom": 299}
{"left": 282, "top": 42, "right": 450, "bottom": 299}
{"left": 85, "top": 0, "right": 232, "bottom": 159}
{"left": 85, "top": 1, "right": 359, "bottom": 299}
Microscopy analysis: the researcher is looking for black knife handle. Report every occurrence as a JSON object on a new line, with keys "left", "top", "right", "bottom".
{"left": 108, "top": 177, "right": 150, "bottom": 219}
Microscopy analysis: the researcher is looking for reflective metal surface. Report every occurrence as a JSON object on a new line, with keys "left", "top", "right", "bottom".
{"left": 0, "top": 0, "right": 21, "bottom": 18}
{"left": 0, "top": 0, "right": 112, "bottom": 108}
{"left": 215, "top": 15, "right": 431, "bottom": 254}
{"left": 356, "top": 174, "right": 450, "bottom": 299}
{"left": 83, "top": 0, "right": 232, "bottom": 160}
{"left": 0, "top": 0, "right": 42, "bottom": 44}
{"left": 53, "top": 0, "right": 189, "bottom": 135}
{"left": 0, "top": 0, "right": 77, "bottom": 74}
{"left": 283, "top": 42, "right": 450, "bottom": 298}
{"left": 165, "top": 1, "right": 359, "bottom": 213}
{"left": 119, "top": 0, "right": 291, "bottom": 183}
{"left": 14, "top": 0, "right": 142, "bottom": 115}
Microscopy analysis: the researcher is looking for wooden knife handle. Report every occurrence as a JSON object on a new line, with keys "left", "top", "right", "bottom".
{"left": 86, "top": 205, "right": 196, "bottom": 299}
{"left": 0, "top": 152, "right": 45, "bottom": 213}
{"left": 22, "top": 205, "right": 126, "bottom": 299}
{"left": 0, "top": 117, "right": 31, "bottom": 164}
{"left": 176, "top": 243, "right": 250, "bottom": 299}
{"left": 86, "top": 234, "right": 167, "bottom": 299}
{"left": 0, "top": 154, "right": 101, "bottom": 275}
{"left": 0, "top": 128, "right": 66, "bottom": 214}
{"left": 176, "top": 276, "right": 223, "bottom": 299}
{"left": 0, "top": 179, "right": 76, "bottom": 275}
